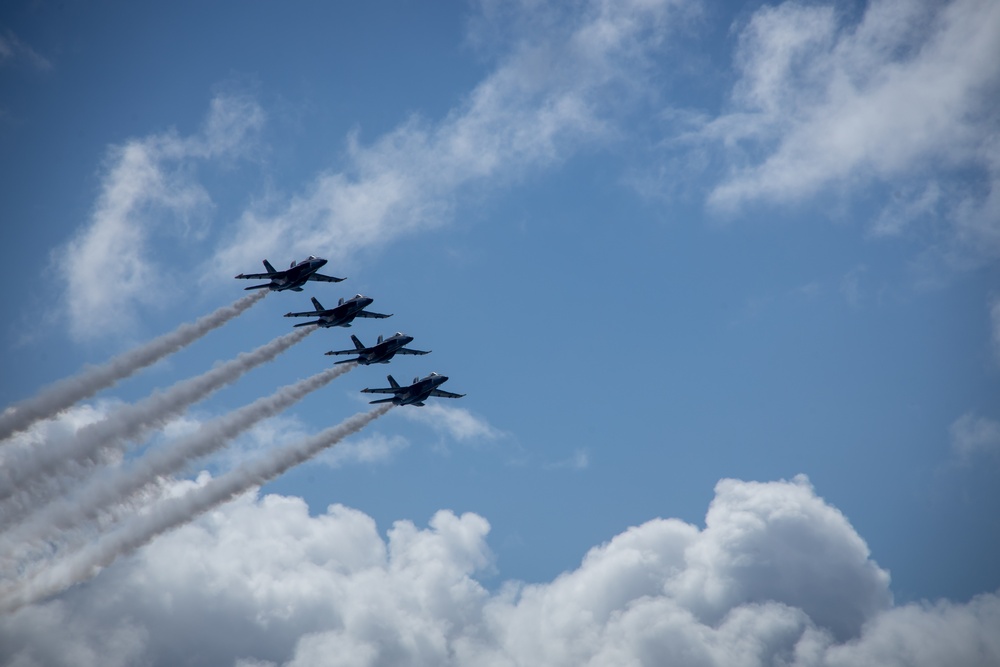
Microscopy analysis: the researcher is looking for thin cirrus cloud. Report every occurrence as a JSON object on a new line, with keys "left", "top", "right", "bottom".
{"left": 398, "top": 402, "right": 504, "bottom": 443}
{"left": 950, "top": 412, "right": 1000, "bottom": 462}
{"left": 703, "top": 0, "right": 1000, "bottom": 254}
{"left": 1, "top": 474, "right": 995, "bottom": 666}
{"left": 54, "top": 0, "right": 1000, "bottom": 339}
{"left": 208, "top": 0, "right": 691, "bottom": 274}
{"left": 58, "top": 94, "right": 265, "bottom": 341}
{"left": 58, "top": 0, "right": 690, "bottom": 341}
{"left": 0, "top": 29, "right": 51, "bottom": 71}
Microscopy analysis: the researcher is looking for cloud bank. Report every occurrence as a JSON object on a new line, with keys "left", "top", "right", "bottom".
{"left": 2, "top": 475, "right": 996, "bottom": 666}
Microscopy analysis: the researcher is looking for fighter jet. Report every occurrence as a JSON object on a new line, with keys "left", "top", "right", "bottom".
{"left": 361, "top": 372, "right": 465, "bottom": 406}
{"left": 325, "top": 333, "right": 429, "bottom": 365}
{"left": 283, "top": 295, "right": 392, "bottom": 328}
{"left": 234, "top": 256, "right": 344, "bottom": 291}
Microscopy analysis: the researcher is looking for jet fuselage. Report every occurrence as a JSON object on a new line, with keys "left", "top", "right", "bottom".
{"left": 354, "top": 333, "right": 415, "bottom": 364}
{"left": 266, "top": 257, "right": 329, "bottom": 291}
{"left": 390, "top": 374, "right": 450, "bottom": 405}
{"left": 313, "top": 296, "right": 374, "bottom": 327}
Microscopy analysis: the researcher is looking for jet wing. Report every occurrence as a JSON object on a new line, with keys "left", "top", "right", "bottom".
{"left": 325, "top": 348, "right": 372, "bottom": 356}
{"left": 355, "top": 310, "right": 392, "bottom": 319}
{"left": 360, "top": 387, "right": 399, "bottom": 395}
{"left": 235, "top": 272, "right": 276, "bottom": 280}
{"left": 429, "top": 389, "right": 465, "bottom": 399}
{"left": 308, "top": 273, "right": 346, "bottom": 283}
{"left": 284, "top": 309, "right": 325, "bottom": 317}
{"left": 395, "top": 348, "right": 431, "bottom": 356}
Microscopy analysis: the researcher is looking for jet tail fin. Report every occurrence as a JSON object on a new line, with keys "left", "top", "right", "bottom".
{"left": 244, "top": 283, "right": 271, "bottom": 291}
{"left": 368, "top": 397, "right": 396, "bottom": 405}
{"left": 262, "top": 259, "right": 277, "bottom": 274}
{"left": 351, "top": 335, "right": 365, "bottom": 350}
{"left": 311, "top": 296, "right": 324, "bottom": 312}
{"left": 387, "top": 375, "right": 400, "bottom": 389}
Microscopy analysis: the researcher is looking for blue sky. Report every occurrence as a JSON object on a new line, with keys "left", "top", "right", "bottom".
{"left": 1, "top": 1, "right": 999, "bottom": 664}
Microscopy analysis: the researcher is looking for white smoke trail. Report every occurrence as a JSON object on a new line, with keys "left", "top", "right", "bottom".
{"left": 1, "top": 364, "right": 355, "bottom": 558}
{"left": 0, "top": 326, "right": 312, "bottom": 518}
{"left": 0, "top": 404, "right": 392, "bottom": 614}
{"left": 0, "top": 291, "right": 266, "bottom": 443}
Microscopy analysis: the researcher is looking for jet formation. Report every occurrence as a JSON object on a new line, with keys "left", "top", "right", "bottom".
{"left": 236, "top": 256, "right": 464, "bottom": 406}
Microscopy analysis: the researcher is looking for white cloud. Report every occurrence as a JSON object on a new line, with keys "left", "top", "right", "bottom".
{"left": 399, "top": 403, "right": 504, "bottom": 443}
{"left": 950, "top": 412, "right": 1000, "bottom": 461}
{"left": 209, "top": 0, "right": 691, "bottom": 274}
{"left": 0, "top": 29, "right": 51, "bottom": 71}
{"left": 59, "top": 94, "right": 264, "bottom": 340}
{"left": 317, "top": 432, "right": 409, "bottom": 468}
{"left": 3, "top": 475, "right": 997, "bottom": 666}
{"left": 544, "top": 448, "right": 590, "bottom": 470}
{"left": 704, "top": 0, "right": 1000, "bottom": 258}
{"left": 840, "top": 265, "right": 867, "bottom": 307}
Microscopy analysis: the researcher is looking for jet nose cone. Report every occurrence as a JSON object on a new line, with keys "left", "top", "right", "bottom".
{"left": 315, "top": 257, "right": 328, "bottom": 267}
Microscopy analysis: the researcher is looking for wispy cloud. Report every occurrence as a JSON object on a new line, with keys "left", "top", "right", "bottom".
{"left": 318, "top": 432, "right": 409, "bottom": 468}
{"left": 702, "top": 0, "right": 1000, "bottom": 259}
{"left": 399, "top": 402, "right": 504, "bottom": 443}
{"left": 841, "top": 265, "right": 867, "bottom": 307}
{"left": 544, "top": 448, "right": 590, "bottom": 470}
{"left": 950, "top": 412, "right": 1000, "bottom": 462}
{"left": 59, "top": 94, "right": 264, "bottom": 340}
{"left": 0, "top": 30, "right": 51, "bottom": 71}
{"left": 209, "top": 0, "right": 692, "bottom": 273}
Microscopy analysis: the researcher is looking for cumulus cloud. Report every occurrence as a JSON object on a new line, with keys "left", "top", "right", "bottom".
{"left": 704, "top": 0, "right": 1000, "bottom": 257}
{"left": 2, "top": 475, "right": 996, "bottom": 667}
{"left": 60, "top": 93, "right": 264, "bottom": 340}
{"left": 209, "top": 0, "right": 690, "bottom": 273}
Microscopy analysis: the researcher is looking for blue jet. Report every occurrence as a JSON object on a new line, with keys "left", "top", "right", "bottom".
{"left": 361, "top": 372, "right": 465, "bottom": 406}
{"left": 235, "top": 256, "right": 344, "bottom": 291}
{"left": 284, "top": 295, "right": 391, "bottom": 328}
{"left": 325, "top": 332, "right": 429, "bottom": 365}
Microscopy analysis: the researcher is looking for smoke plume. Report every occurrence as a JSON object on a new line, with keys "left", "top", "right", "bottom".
{"left": 0, "top": 291, "right": 266, "bottom": 442}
